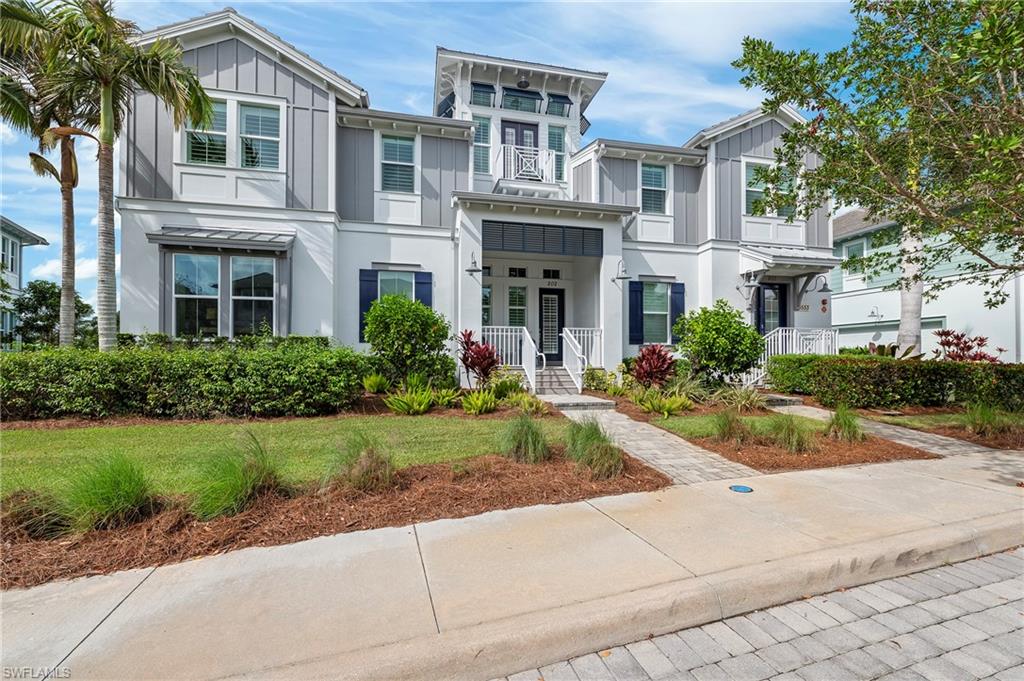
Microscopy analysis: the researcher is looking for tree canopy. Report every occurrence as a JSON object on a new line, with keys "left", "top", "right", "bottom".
{"left": 734, "top": 0, "right": 1024, "bottom": 307}
{"left": 10, "top": 279, "right": 93, "bottom": 346}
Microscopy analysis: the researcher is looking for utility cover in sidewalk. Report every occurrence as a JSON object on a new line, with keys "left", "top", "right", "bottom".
{"left": 730, "top": 485, "right": 753, "bottom": 493}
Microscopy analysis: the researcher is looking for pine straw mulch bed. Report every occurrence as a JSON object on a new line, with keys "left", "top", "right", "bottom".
{"left": 1, "top": 451, "right": 668, "bottom": 590}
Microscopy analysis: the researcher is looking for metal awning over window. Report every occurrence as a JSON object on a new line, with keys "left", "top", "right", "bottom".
{"left": 502, "top": 86, "right": 542, "bottom": 100}
{"left": 472, "top": 82, "right": 496, "bottom": 94}
{"left": 547, "top": 93, "right": 572, "bottom": 106}
{"left": 146, "top": 226, "right": 295, "bottom": 253}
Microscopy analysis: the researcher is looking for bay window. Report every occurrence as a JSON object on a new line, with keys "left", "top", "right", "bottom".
{"left": 173, "top": 254, "right": 220, "bottom": 337}
{"left": 231, "top": 256, "right": 275, "bottom": 336}
{"left": 642, "top": 282, "right": 669, "bottom": 344}
{"left": 186, "top": 100, "right": 227, "bottom": 166}
{"left": 381, "top": 134, "right": 415, "bottom": 193}
{"left": 641, "top": 163, "right": 667, "bottom": 214}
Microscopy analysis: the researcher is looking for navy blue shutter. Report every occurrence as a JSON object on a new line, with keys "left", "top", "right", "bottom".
{"left": 669, "top": 283, "right": 685, "bottom": 344}
{"left": 414, "top": 272, "right": 432, "bottom": 308}
{"left": 628, "top": 281, "right": 644, "bottom": 345}
{"left": 358, "top": 269, "right": 377, "bottom": 342}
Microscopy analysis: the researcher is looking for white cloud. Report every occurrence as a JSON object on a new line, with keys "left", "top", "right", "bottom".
{"left": 0, "top": 122, "right": 15, "bottom": 144}
{"left": 29, "top": 254, "right": 117, "bottom": 281}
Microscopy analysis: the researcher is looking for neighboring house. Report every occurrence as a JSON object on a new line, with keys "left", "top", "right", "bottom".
{"left": 830, "top": 208, "right": 1023, "bottom": 362}
{"left": 118, "top": 8, "right": 839, "bottom": 392}
{"left": 0, "top": 216, "right": 49, "bottom": 348}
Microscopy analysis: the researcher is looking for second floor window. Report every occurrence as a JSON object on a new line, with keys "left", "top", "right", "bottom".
{"left": 186, "top": 100, "right": 227, "bottom": 166}
{"left": 473, "top": 116, "right": 490, "bottom": 174}
{"left": 548, "top": 126, "right": 566, "bottom": 182}
{"left": 240, "top": 104, "right": 280, "bottom": 170}
{"left": 381, "top": 135, "right": 415, "bottom": 193}
{"left": 1, "top": 236, "right": 16, "bottom": 275}
{"left": 745, "top": 160, "right": 797, "bottom": 218}
{"left": 641, "top": 164, "right": 667, "bottom": 214}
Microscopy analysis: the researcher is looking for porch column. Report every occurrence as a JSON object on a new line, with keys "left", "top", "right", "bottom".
{"left": 598, "top": 221, "right": 624, "bottom": 369}
{"left": 456, "top": 207, "right": 483, "bottom": 387}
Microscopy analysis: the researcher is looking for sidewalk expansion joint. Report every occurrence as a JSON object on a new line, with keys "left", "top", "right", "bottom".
{"left": 413, "top": 524, "right": 441, "bottom": 634}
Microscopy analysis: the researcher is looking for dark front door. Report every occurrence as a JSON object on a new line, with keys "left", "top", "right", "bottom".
{"left": 757, "top": 283, "right": 788, "bottom": 335}
{"left": 538, "top": 288, "right": 565, "bottom": 363}
{"left": 501, "top": 121, "right": 538, "bottom": 148}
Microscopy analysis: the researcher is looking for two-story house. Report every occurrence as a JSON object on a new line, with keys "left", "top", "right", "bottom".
{"left": 118, "top": 8, "right": 839, "bottom": 392}
{"left": 1, "top": 216, "right": 49, "bottom": 348}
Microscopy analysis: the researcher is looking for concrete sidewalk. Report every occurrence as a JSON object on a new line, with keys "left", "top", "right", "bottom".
{"left": 4, "top": 452, "right": 1022, "bottom": 680}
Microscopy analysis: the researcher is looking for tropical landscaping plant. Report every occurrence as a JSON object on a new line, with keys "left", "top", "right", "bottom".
{"left": 932, "top": 329, "right": 1004, "bottom": 363}
{"left": 673, "top": 300, "right": 764, "bottom": 381}
{"left": 382, "top": 388, "right": 433, "bottom": 416}
{"left": 711, "top": 386, "right": 768, "bottom": 413}
{"left": 487, "top": 367, "right": 524, "bottom": 400}
{"left": 362, "top": 373, "right": 391, "bottom": 394}
{"left": 63, "top": 452, "right": 154, "bottom": 530}
{"left": 503, "top": 391, "right": 548, "bottom": 416}
{"left": 461, "top": 388, "right": 498, "bottom": 415}
{"left": 631, "top": 343, "right": 675, "bottom": 388}
{"left": 8, "top": 280, "right": 93, "bottom": 346}
{"left": 498, "top": 414, "right": 550, "bottom": 464}
{"left": 456, "top": 329, "right": 501, "bottom": 386}
{"left": 632, "top": 388, "right": 693, "bottom": 418}
{"left": 431, "top": 387, "right": 461, "bottom": 409}
{"left": 364, "top": 294, "right": 456, "bottom": 386}
{"left": 189, "top": 431, "right": 283, "bottom": 520}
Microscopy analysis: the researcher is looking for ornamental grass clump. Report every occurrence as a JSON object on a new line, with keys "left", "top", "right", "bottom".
{"left": 462, "top": 388, "right": 498, "bottom": 415}
{"left": 712, "top": 409, "right": 751, "bottom": 445}
{"left": 566, "top": 419, "right": 623, "bottom": 479}
{"left": 1, "top": 490, "right": 71, "bottom": 539}
{"left": 826, "top": 404, "right": 866, "bottom": 442}
{"left": 711, "top": 386, "right": 768, "bottom": 413}
{"left": 498, "top": 414, "right": 550, "bottom": 464}
{"left": 63, "top": 453, "right": 156, "bottom": 531}
{"left": 190, "top": 432, "right": 284, "bottom": 520}
{"left": 765, "top": 414, "right": 818, "bottom": 454}
{"left": 964, "top": 403, "right": 1017, "bottom": 437}
{"left": 503, "top": 391, "right": 548, "bottom": 416}
{"left": 331, "top": 431, "right": 395, "bottom": 492}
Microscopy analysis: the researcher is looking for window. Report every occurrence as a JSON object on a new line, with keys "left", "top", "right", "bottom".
{"left": 2, "top": 237, "right": 16, "bottom": 274}
{"left": 502, "top": 90, "right": 541, "bottom": 113}
{"left": 173, "top": 254, "right": 220, "bottom": 337}
{"left": 381, "top": 135, "right": 415, "bottom": 193}
{"left": 377, "top": 270, "right": 415, "bottom": 299}
{"left": 546, "top": 94, "right": 572, "bottom": 117}
{"left": 481, "top": 285, "right": 492, "bottom": 325}
{"left": 508, "top": 267, "right": 527, "bottom": 278}
{"left": 239, "top": 104, "right": 280, "bottom": 169}
{"left": 231, "top": 256, "right": 274, "bottom": 336}
{"left": 744, "top": 160, "right": 796, "bottom": 217}
{"left": 548, "top": 126, "right": 566, "bottom": 182}
{"left": 471, "top": 82, "right": 495, "bottom": 107}
{"left": 844, "top": 240, "right": 866, "bottom": 283}
{"left": 641, "top": 164, "right": 667, "bottom": 214}
{"left": 473, "top": 116, "right": 490, "bottom": 174}
{"left": 543, "top": 269, "right": 560, "bottom": 280}
{"left": 642, "top": 282, "right": 669, "bottom": 344}
{"left": 508, "top": 286, "right": 526, "bottom": 326}
{"left": 186, "top": 100, "right": 227, "bottom": 165}
{"left": 481, "top": 265, "right": 492, "bottom": 277}
{"left": 1, "top": 237, "right": 7, "bottom": 271}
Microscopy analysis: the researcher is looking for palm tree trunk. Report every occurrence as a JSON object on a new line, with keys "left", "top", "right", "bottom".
{"left": 897, "top": 232, "right": 924, "bottom": 354}
{"left": 58, "top": 137, "right": 76, "bottom": 347}
{"left": 96, "top": 85, "right": 117, "bottom": 351}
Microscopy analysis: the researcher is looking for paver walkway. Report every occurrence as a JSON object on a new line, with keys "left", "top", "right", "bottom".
{"left": 561, "top": 408, "right": 756, "bottom": 484}
{"left": 501, "top": 549, "right": 1024, "bottom": 681}
{"left": 771, "top": 404, "right": 998, "bottom": 457}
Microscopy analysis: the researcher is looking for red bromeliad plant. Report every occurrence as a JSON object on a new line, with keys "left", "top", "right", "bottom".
{"left": 632, "top": 344, "right": 676, "bottom": 388}
{"left": 932, "top": 329, "right": 1004, "bottom": 363}
{"left": 457, "top": 330, "right": 501, "bottom": 385}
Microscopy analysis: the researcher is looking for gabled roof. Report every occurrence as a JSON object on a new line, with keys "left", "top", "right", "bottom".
{"left": 139, "top": 7, "right": 369, "bottom": 107}
{"left": 833, "top": 208, "right": 896, "bottom": 240}
{"left": 683, "top": 103, "right": 805, "bottom": 149}
{"left": 1, "top": 216, "right": 48, "bottom": 246}
{"left": 575, "top": 138, "right": 706, "bottom": 165}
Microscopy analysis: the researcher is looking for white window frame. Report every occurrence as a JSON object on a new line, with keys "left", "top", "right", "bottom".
{"left": 842, "top": 238, "right": 867, "bottom": 289}
{"left": 549, "top": 125, "right": 567, "bottom": 183}
{"left": 640, "top": 163, "right": 670, "bottom": 215}
{"left": 229, "top": 255, "right": 276, "bottom": 337}
{"left": 642, "top": 281, "right": 670, "bottom": 345}
{"left": 175, "top": 91, "right": 287, "bottom": 174}
{"left": 376, "top": 270, "right": 416, "bottom": 300}
{"left": 172, "top": 253, "right": 221, "bottom": 338}
{"left": 481, "top": 284, "right": 492, "bottom": 325}
{"left": 473, "top": 115, "right": 491, "bottom": 175}
{"left": 508, "top": 285, "right": 527, "bottom": 327}
{"left": 741, "top": 157, "right": 799, "bottom": 218}
{"left": 9, "top": 239, "right": 16, "bottom": 276}
{"left": 238, "top": 103, "right": 282, "bottom": 171}
{"left": 470, "top": 83, "right": 495, "bottom": 108}
{"left": 184, "top": 99, "right": 228, "bottom": 167}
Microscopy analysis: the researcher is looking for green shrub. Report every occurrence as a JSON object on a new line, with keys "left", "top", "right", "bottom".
{"left": 582, "top": 367, "right": 612, "bottom": 392}
{"left": 64, "top": 453, "right": 155, "bottom": 531}
{"left": 0, "top": 345, "right": 368, "bottom": 420}
{"left": 383, "top": 388, "right": 433, "bottom": 415}
{"left": 663, "top": 371, "right": 711, "bottom": 403}
{"left": 190, "top": 432, "right": 283, "bottom": 520}
{"left": 1, "top": 490, "right": 71, "bottom": 539}
{"left": 403, "top": 373, "right": 430, "bottom": 392}
{"left": 362, "top": 373, "right": 392, "bottom": 394}
{"left": 498, "top": 414, "right": 550, "bottom": 463}
{"left": 711, "top": 386, "right": 768, "bottom": 412}
{"left": 712, "top": 410, "right": 751, "bottom": 444}
{"left": 632, "top": 388, "right": 694, "bottom": 417}
{"left": 462, "top": 389, "right": 498, "bottom": 415}
{"left": 766, "top": 355, "right": 820, "bottom": 394}
{"left": 330, "top": 431, "right": 395, "bottom": 492}
{"left": 673, "top": 300, "right": 764, "bottom": 380}
{"left": 432, "top": 387, "right": 461, "bottom": 408}
{"left": 566, "top": 420, "right": 622, "bottom": 479}
{"left": 826, "top": 405, "right": 865, "bottom": 442}
{"left": 606, "top": 383, "right": 629, "bottom": 397}
{"left": 503, "top": 391, "right": 548, "bottom": 416}
{"left": 363, "top": 295, "right": 456, "bottom": 387}
{"left": 488, "top": 368, "right": 524, "bottom": 399}
{"left": 765, "top": 414, "right": 818, "bottom": 453}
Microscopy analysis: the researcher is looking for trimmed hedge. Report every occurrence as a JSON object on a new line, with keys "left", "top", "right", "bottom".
{"left": 765, "top": 354, "right": 820, "bottom": 394}
{"left": 775, "top": 356, "right": 1024, "bottom": 410}
{"left": 1, "top": 345, "right": 369, "bottom": 420}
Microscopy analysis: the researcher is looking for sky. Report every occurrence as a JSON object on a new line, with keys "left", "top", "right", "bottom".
{"left": 0, "top": 0, "right": 855, "bottom": 310}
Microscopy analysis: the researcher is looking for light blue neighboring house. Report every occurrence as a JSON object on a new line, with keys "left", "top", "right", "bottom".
{"left": 1, "top": 215, "right": 50, "bottom": 348}
{"left": 829, "top": 208, "right": 1023, "bottom": 362}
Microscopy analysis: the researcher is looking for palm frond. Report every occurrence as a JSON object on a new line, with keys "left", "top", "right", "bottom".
{"left": 0, "top": 74, "right": 34, "bottom": 133}
{"left": 28, "top": 151, "right": 58, "bottom": 182}
{"left": 0, "top": 0, "right": 49, "bottom": 53}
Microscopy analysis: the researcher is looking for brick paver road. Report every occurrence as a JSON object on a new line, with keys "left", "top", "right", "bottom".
{"left": 501, "top": 550, "right": 1024, "bottom": 681}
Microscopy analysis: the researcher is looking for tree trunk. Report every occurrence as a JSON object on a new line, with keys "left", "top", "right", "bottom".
{"left": 96, "top": 140, "right": 116, "bottom": 351}
{"left": 58, "top": 136, "right": 76, "bottom": 347}
{"left": 897, "top": 231, "right": 924, "bottom": 355}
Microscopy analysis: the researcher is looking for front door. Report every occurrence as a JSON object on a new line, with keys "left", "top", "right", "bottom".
{"left": 757, "top": 283, "right": 788, "bottom": 334}
{"left": 501, "top": 121, "right": 540, "bottom": 181}
{"left": 538, "top": 288, "right": 565, "bottom": 363}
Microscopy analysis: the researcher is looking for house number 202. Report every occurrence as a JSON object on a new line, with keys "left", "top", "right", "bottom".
{"left": 546, "top": 280, "right": 559, "bottom": 287}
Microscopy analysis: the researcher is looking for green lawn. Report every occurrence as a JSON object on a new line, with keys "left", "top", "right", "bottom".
{"left": 1, "top": 415, "right": 570, "bottom": 495}
{"left": 656, "top": 413, "right": 825, "bottom": 439}
{"left": 867, "top": 412, "right": 1024, "bottom": 431}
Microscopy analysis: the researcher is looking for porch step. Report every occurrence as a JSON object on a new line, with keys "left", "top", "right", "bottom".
{"left": 535, "top": 367, "right": 577, "bottom": 396}
{"left": 762, "top": 393, "right": 804, "bottom": 407}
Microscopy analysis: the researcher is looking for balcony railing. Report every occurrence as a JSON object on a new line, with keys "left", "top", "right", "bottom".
{"left": 495, "top": 144, "right": 557, "bottom": 184}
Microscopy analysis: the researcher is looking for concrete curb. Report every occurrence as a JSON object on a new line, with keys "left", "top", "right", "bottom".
{"left": 256, "top": 510, "right": 1023, "bottom": 681}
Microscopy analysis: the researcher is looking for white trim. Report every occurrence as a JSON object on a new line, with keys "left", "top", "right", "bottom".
{"left": 706, "top": 140, "right": 716, "bottom": 239}
{"left": 739, "top": 155, "right": 806, "bottom": 246}
{"left": 683, "top": 104, "right": 805, "bottom": 148}
{"left": 116, "top": 196, "right": 337, "bottom": 223}
{"left": 327, "top": 92, "right": 337, "bottom": 214}
{"left": 842, "top": 238, "right": 867, "bottom": 291}
{"left": 373, "top": 130, "right": 422, "bottom": 225}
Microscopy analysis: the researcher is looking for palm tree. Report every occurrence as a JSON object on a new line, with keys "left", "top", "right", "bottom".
{"left": 1, "top": 0, "right": 98, "bottom": 346}
{"left": 46, "top": 0, "right": 211, "bottom": 350}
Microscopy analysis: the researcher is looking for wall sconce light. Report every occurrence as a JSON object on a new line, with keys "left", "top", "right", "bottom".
{"left": 737, "top": 271, "right": 763, "bottom": 308}
{"left": 868, "top": 305, "right": 883, "bottom": 320}
{"left": 465, "top": 252, "right": 482, "bottom": 274}
{"left": 611, "top": 259, "right": 630, "bottom": 282}
{"left": 811, "top": 273, "right": 832, "bottom": 294}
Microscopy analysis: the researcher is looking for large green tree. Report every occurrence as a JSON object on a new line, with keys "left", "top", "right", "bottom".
{"left": 10, "top": 279, "right": 93, "bottom": 346}
{"left": 43, "top": 0, "right": 211, "bottom": 351}
{"left": 734, "top": 1, "right": 1024, "bottom": 348}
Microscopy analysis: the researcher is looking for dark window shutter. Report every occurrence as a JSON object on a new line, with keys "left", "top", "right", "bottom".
{"left": 359, "top": 269, "right": 377, "bottom": 342}
{"left": 670, "top": 282, "right": 685, "bottom": 344}
{"left": 415, "top": 272, "right": 433, "bottom": 308}
{"left": 628, "top": 281, "right": 644, "bottom": 345}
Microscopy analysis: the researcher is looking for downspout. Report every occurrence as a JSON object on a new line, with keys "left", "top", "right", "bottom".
{"left": 1016, "top": 272, "right": 1022, "bottom": 362}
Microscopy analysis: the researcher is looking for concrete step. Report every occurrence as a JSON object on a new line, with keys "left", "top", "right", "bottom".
{"left": 762, "top": 393, "right": 803, "bottom": 407}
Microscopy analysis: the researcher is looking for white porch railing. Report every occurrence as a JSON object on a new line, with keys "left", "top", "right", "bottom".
{"left": 561, "top": 330, "right": 587, "bottom": 394}
{"left": 481, "top": 326, "right": 545, "bottom": 393}
{"left": 565, "top": 328, "right": 603, "bottom": 368}
{"left": 495, "top": 144, "right": 556, "bottom": 184}
{"left": 741, "top": 327, "right": 839, "bottom": 387}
